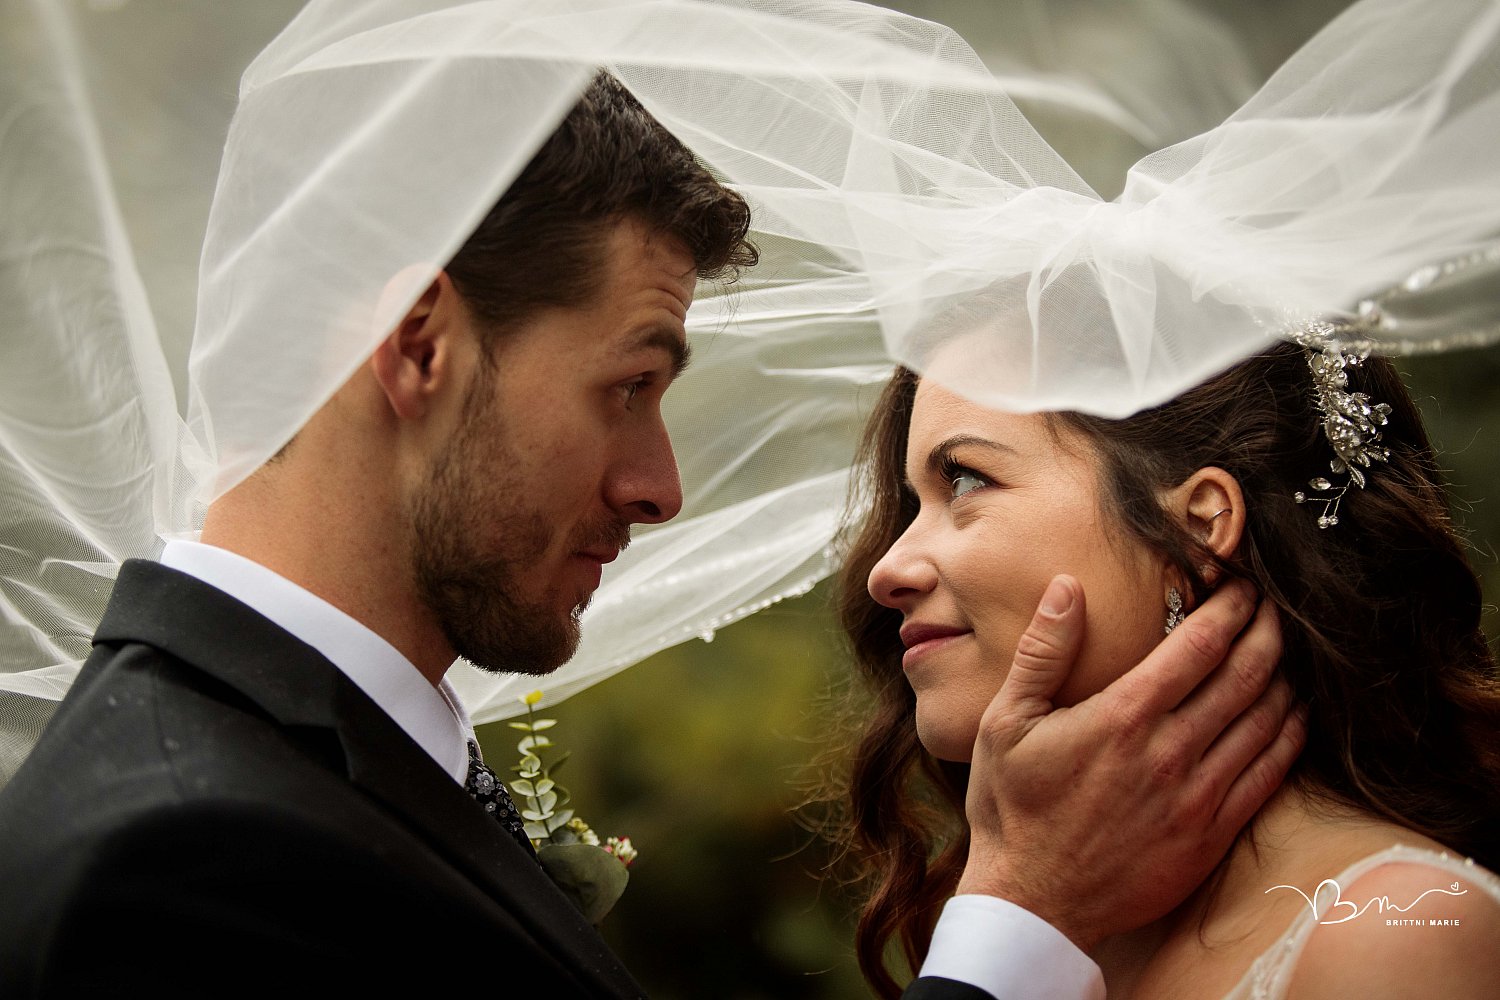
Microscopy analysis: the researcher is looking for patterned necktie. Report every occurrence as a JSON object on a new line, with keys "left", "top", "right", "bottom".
{"left": 465, "top": 741, "right": 538, "bottom": 860}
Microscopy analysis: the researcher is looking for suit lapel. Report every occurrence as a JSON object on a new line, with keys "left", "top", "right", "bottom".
{"left": 96, "top": 560, "right": 643, "bottom": 998}
{"left": 331, "top": 681, "right": 643, "bottom": 996}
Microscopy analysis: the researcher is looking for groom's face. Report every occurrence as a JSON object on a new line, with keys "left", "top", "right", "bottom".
{"left": 411, "top": 217, "right": 695, "bottom": 675}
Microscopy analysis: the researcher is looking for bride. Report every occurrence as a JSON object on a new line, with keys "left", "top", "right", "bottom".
{"left": 812, "top": 1, "right": 1500, "bottom": 993}
{"left": 832, "top": 339, "right": 1500, "bottom": 997}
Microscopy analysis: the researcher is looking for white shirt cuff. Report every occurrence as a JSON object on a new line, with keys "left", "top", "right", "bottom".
{"left": 920, "top": 895, "right": 1106, "bottom": 1000}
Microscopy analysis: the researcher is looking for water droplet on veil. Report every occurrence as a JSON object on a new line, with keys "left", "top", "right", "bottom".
{"left": 1403, "top": 263, "right": 1441, "bottom": 292}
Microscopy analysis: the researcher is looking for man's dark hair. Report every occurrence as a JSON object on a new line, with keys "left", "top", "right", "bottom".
{"left": 445, "top": 71, "right": 758, "bottom": 343}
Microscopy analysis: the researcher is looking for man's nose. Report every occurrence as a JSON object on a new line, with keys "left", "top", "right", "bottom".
{"left": 609, "top": 422, "right": 683, "bottom": 525}
{"left": 867, "top": 522, "right": 938, "bottom": 610}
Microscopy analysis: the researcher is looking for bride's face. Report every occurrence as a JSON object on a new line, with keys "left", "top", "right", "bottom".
{"left": 867, "top": 379, "right": 1166, "bottom": 762}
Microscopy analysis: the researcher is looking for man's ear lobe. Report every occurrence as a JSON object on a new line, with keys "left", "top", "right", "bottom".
{"left": 1171, "top": 467, "right": 1246, "bottom": 575}
{"left": 369, "top": 275, "right": 464, "bottom": 421}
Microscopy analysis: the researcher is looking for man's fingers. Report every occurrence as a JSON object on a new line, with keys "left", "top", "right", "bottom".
{"left": 995, "top": 575, "right": 1086, "bottom": 710}
{"left": 1111, "top": 578, "right": 1260, "bottom": 716}
{"left": 1196, "top": 674, "right": 1293, "bottom": 790}
{"left": 1171, "top": 599, "right": 1281, "bottom": 755}
{"left": 1213, "top": 701, "right": 1308, "bottom": 834}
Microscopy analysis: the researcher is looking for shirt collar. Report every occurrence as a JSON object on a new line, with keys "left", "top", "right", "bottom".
{"left": 159, "top": 540, "right": 473, "bottom": 784}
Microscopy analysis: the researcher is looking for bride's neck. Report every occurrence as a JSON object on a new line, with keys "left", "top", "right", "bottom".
{"left": 1093, "top": 780, "right": 1444, "bottom": 995}
{"left": 1190, "top": 778, "right": 1444, "bottom": 930}
{"left": 1199, "top": 781, "right": 1343, "bottom": 917}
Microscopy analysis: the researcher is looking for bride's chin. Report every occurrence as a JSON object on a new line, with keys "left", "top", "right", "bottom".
{"left": 913, "top": 719, "right": 979, "bottom": 764}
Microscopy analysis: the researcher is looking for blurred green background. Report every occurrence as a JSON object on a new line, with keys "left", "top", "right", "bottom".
{"left": 476, "top": 2, "right": 1500, "bottom": 995}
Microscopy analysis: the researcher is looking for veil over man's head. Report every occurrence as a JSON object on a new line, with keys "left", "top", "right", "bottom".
{"left": 4, "top": 0, "right": 1500, "bottom": 734}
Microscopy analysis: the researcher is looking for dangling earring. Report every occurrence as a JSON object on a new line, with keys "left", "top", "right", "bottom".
{"left": 1164, "top": 587, "right": 1185, "bottom": 634}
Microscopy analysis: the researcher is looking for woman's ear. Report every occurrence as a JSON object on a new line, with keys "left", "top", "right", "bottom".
{"left": 1165, "top": 467, "right": 1245, "bottom": 585}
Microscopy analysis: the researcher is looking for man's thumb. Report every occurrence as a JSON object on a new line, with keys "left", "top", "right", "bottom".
{"left": 1000, "top": 575, "right": 1085, "bottom": 707}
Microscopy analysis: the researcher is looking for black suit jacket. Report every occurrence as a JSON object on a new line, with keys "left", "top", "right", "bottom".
{"left": 0, "top": 560, "right": 993, "bottom": 999}
{"left": 0, "top": 560, "right": 643, "bottom": 996}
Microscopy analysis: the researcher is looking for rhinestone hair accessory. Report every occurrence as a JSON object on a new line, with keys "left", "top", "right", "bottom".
{"left": 1291, "top": 320, "right": 1393, "bottom": 529}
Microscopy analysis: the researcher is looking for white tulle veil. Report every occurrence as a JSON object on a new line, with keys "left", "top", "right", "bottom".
{"left": 4, "top": 0, "right": 1499, "bottom": 776}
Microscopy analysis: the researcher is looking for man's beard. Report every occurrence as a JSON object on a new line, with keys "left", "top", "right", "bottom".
{"left": 408, "top": 374, "right": 629, "bottom": 676}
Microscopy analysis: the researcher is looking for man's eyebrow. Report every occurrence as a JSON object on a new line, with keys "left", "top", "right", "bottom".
{"left": 619, "top": 327, "right": 692, "bottom": 380}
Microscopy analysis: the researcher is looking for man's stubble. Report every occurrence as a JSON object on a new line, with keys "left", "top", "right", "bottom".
{"left": 409, "top": 365, "right": 628, "bottom": 676}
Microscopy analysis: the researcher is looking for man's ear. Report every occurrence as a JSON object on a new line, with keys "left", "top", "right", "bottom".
{"left": 1164, "top": 467, "right": 1245, "bottom": 585}
{"left": 368, "top": 272, "right": 471, "bottom": 421}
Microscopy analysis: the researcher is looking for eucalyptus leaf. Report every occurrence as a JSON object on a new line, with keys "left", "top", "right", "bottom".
{"left": 511, "top": 779, "right": 536, "bottom": 797}
{"left": 530, "top": 719, "right": 558, "bottom": 731}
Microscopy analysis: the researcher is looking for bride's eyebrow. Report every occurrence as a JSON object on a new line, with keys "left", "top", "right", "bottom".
{"left": 928, "top": 434, "right": 1015, "bottom": 475}
{"left": 904, "top": 434, "right": 1016, "bottom": 491}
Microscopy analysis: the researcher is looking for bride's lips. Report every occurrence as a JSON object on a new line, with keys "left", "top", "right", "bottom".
{"left": 899, "top": 622, "right": 972, "bottom": 670}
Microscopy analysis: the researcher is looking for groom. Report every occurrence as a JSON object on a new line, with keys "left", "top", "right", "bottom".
{"left": 0, "top": 73, "right": 1297, "bottom": 997}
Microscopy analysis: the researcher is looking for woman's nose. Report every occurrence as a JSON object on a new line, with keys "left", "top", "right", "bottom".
{"left": 867, "top": 524, "right": 938, "bottom": 610}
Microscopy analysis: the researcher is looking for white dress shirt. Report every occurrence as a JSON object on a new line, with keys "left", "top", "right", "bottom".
{"left": 160, "top": 540, "right": 473, "bottom": 783}
{"left": 158, "top": 540, "right": 1102, "bottom": 999}
{"left": 922, "top": 896, "right": 1106, "bottom": 999}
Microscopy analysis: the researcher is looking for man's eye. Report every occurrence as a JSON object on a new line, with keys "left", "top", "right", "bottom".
{"left": 951, "top": 470, "right": 987, "bottom": 499}
{"left": 620, "top": 379, "right": 646, "bottom": 403}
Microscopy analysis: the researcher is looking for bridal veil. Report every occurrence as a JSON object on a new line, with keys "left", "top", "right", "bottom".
{"left": 3, "top": 0, "right": 1499, "bottom": 776}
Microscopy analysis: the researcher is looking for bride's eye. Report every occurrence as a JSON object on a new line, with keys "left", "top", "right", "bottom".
{"left": 937, "top": 455, "right": 992, "bottom": 501}
{"left": 945, "top": 465, "right": 990, "bottom": 499}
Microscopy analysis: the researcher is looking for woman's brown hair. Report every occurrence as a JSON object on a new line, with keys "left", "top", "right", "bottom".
{"left": 827, "top": 345, "right": 1500, "bottom": 997}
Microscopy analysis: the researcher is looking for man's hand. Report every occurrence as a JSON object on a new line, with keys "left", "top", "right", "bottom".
{"left": 955, "top": 574, "right": 1305, "bottom": 952}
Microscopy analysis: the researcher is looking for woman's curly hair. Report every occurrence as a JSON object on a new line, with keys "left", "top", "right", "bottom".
{"left": 821, "top": 346, "right": 1500, "bottom": 998}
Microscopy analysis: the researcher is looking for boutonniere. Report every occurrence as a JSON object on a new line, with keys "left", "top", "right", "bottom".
{"left": 509, "top": 690, "right": 637, "bottom": 924}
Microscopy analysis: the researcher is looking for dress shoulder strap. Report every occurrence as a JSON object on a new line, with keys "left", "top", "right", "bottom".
{"left": 1224, "top": 844, "right": 1500, "bottom": 1000}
